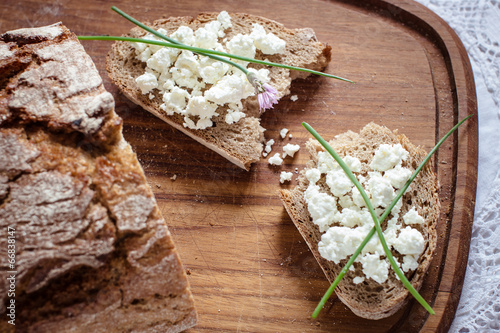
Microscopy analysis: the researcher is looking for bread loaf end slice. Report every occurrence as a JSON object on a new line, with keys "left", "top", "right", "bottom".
{"left": 0, "top": 23, "right": 197, "bottom": 332}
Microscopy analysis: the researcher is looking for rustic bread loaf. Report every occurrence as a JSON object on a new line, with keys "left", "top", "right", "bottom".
{"left": 106, "top": 12, "right": 331, "bottom": 170}
{"left": 279, "top": 123, "right": 439, "bottom": 320}
{"left": 0, "top": 23, "right": 196, "bottom": 332}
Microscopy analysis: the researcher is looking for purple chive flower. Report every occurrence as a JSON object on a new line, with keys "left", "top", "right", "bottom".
{"left": 257, "top": 83, "right": 279, "bottom": 111}
{"left": 247, "top": 72, "right": 280, "bottom": 112}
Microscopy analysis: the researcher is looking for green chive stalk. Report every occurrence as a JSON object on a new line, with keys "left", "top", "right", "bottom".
{"left": 109, "top": 6, "right": 250, "bottom": 75}
{"left": 303, "top": 114, "right": 472, "bottom": 318}
{"left": 77, "top": 7, "right": 353, "bottom": 83}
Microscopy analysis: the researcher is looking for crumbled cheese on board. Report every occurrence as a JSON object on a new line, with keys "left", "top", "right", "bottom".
{"left": 282, "top": 143, "right": 300, "bottom": 158}
{"left": 268, "top": 153, "right": 283, "bottom": 166}
{"left": 280, "top": 171, "right": 293, "bottom": 183}
{"left": 263, "top": 139, "right": 275, "bottom": 156}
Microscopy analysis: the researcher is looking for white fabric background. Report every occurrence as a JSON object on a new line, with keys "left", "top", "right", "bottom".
{"left": 413, "top": 1, "right": 500, "bottom": 332}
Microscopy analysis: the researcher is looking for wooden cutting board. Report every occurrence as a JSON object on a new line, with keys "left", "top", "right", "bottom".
{"left": 0, "top": 0, "right": 477, "bottom": 332}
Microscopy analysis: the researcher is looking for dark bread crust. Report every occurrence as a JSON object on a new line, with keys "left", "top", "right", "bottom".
{"left": 0, "top": 23, "right": 196, "bottom": 332}
{"left": 106, "top": 12, "right": 331, "bottom": 170}
{"left": 280, "top": 123, "right": 439, "bottom": 320}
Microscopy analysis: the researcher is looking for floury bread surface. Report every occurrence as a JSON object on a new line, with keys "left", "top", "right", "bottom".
{"left": 0, "top": 23, "right": 197, "bottom": 332}
{"left": 106, "top": 12, "right": 332, "bottom": 170}
{"left": 280, "top": 123, "right": 440, "bottom": 320}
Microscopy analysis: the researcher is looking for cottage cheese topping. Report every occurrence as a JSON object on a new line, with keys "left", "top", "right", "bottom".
{"left": 304, "top": 184, "right": 338, "bottom": 232}
{"left": 370, "top": 143, "right": 409, "bottom": 172}
{"left": 132, "top": 11, "right": 287, "bottom": 130}
{"left": 403, "top": 206, "right": 425, "bottom": 225}
{"left": 304, "top": 143, "right": 426, "bottom": 283}
{"left": 250, "top": 24, "right": 287, "bottom": 55}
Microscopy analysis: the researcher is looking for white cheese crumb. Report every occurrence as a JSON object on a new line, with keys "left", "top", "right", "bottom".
{"left": 268, "top": 153, "right": 283, "bottom": 166}
{"left": 225, "top": 108, "right": 246, "bottom": 125}
{"left": 280, "top": 128, "right": 289, "bottom": 139}
{"left": 338, "top": 194, "right": 355, "bottom": 209}
{"left": 135, "top": 72, "right": 158, "bottom": 94}
{"left": 338, "top": 208, "right": 371, "bottom": 228}
{"left": 367, "top": 172, "right": 395, "bottom": 208}
{"left": 402, "top": 254, "right": 419, "bottom": 272}
{"left": 205, "top": 73, "right": 253, "bottom": 105}
{"left": 217, "top": 11, "right": 232, "bottom": 30}
{"left": 393, "top": 226, "right": 425, "bottom": 255}
{"left": 280, "top": 171, "right": 293, "bottom": 183}
{"left": 282, "top": 143, "right": 300, "bottom": 158}
{"left": 317, "top": 151, "right": 340, "bottom": 173}
{"left": 250, "top": 23, "right": 286, "bottom": 55}
{"left": 290, "top": 95, "right": 298, "bottom": 102}
{"left": 318, "top": 226, "right": 365, "bottom": 263}
{"left": 384, "top": 165, "right": 412, "bottom": 189}
{"left": 198, "top": 57, "right": 229, "bottom": 84}
{"left": 146, "top": 47, "right": 176, "bottom": 73}
{"left": 183, "top": 96, "right": 218, "bottom": 129}
{"left": 227, "top": 33, "right": 256, "bottom": 62}
{"left": 305, "top": 168, "right": 322, "bottom": 184}
{"left": 170, "top": 26, "right": 195, "bottom": 46}
{"left": 304, "top": 185, "right": 339, "bottom": 232}
{"left": 344, "top": 156, "right": 362, "bottom": 173}
{"left": 359, "top": 253, "right": 389, "bottom": 284}
{"left": 370, "top": 143, "right": 409, "bottom": 172}
{"left": 351, "top": 186, "right": 366, "bottom": 208}
{"left": 353, "top": 276, "right": 365, "bottom": 284}
{"left": 161, "top": 86, "right": 190, "bottom": 115}
{"left": 264, "top": 139, "right": 275, "bottom": 154}
{"left": 392, "top": 196, "right": 404, "bottom": 214}
{"left": 325, "top": 169, "right": 353, "bottom": 197}
{"left": 403, "top": 206, "right": 425, "bottom": 225}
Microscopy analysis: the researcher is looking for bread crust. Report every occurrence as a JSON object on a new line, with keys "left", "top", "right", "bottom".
{"left": 0, "top": 23, "right": 197, "bottom": 332}
{"left": 106, "top": 12, "right": 331, "bottom": 170}
{"left": 280, "top": 123, "right": 439, "bottom": 320}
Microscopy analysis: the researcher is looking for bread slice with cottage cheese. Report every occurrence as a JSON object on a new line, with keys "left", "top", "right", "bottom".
{"left": 106, "top": 12, "right": 331, "bottom": 170}
{"left": 279, "top": 123, "right": 439, "bottom": 320}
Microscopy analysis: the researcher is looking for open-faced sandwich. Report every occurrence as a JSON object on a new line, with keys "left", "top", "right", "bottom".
{"left": 106, "top": 11, "right": 332, "bottom": 170}
{"left": 280, "top": 123, "right": 439, "bottom": 319}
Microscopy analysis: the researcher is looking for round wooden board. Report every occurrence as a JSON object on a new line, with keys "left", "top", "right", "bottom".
{"left": 0, "top": 0, "right": 477, "bottom": 332}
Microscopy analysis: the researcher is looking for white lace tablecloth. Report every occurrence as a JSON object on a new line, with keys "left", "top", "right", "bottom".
{"left": 414, "top": 1, "right": 500, "bottom": 332}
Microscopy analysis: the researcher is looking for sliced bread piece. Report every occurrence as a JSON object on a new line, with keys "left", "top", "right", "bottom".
{"left": 279, "top": 123, "right": 439, "bottom": 320}
{"left": 0, "top": 23, "right": 197, "bottom": 332}
{"left": 106, "top": 12, "right": 331, "bottom": 170}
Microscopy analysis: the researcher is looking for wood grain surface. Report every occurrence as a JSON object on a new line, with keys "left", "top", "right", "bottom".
{"left": 0, "top": 0, "right": 477, "bottom": 332}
